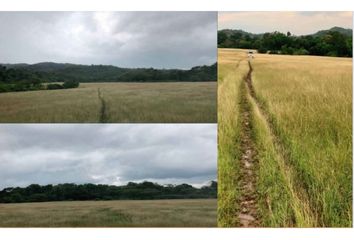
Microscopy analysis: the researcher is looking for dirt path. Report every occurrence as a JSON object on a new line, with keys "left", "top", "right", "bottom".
{"left": 237, "top": 62, "right": 260, "bottom": 227}
{"left": 97, "top": 88, "right": 108, "bottom": 123}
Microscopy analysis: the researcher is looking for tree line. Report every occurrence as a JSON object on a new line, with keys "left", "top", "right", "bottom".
{"left": 218, "top": 27, "right": 352, "bottom": 57}
{"left": 0, "top": 62, "right": 217, "bottom": 93}
{"left": 0, "top": 181, "right": 217, "bottom": 203}
{"left": 0, "top": 66, "right": 79, "bottom": 93}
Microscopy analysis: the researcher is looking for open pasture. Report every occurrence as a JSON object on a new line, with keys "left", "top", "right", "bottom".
{"left": 0, "top": 199, "right": 216, "bottom": 227}
{"left": 0, "top": 82, "right": 216, "bottom": 123}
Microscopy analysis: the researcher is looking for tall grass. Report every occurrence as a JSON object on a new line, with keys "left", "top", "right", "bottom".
{"left": 217, "top": 49, "right": 248, "bottom": 226}
{"left": 101, "top": 82, "right": 216, "bottom": 123}
{"left": 218, "top": 48, "right": 352, "bottom": 227}
{"left": 251, "top": 53, "right": 352, "bottom": 227}
{"left": 0, "top": 199, "right": 216, "bottom": 227}
{"left": 247, "top": 86, "right": 315, "bottom": 227}
{"left": 0, "top": 82, "right": 216, "bottom": 123}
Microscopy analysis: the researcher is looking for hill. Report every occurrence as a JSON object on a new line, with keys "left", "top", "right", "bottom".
{"left": 313, "top": 26, "right": 352, "bottom": 37}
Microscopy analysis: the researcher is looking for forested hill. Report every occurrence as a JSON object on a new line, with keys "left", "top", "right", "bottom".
{"left": 218, "top": 27, "right": 352, "bottom": 57}
{"left": 0, "top": 181, "right": 217, "bottom": 203}
{"left": 1, "top": 62, "right": 217, "bottom": 83}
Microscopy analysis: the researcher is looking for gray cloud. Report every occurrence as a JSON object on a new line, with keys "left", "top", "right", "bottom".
{"left": 0, "top": 124, "right": 217, "bottom": 189}
{"left": 0, "top": 12, "right": 217, "bottom": 69}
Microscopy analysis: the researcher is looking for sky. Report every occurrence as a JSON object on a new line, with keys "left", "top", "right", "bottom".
{"left": 0, "top": 124, "right": 217, "bottom": 190}
{"left": 0, "top": 12, "right": 217, "bottom": 69}
{"left": 218, "top": 12, "right": 353, "bottom": 35}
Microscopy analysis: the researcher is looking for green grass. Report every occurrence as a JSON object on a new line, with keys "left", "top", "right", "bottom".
{"left": 0, "top": 82, "right": 216, "bottom": 123}
{"left": 218, "top": 48, "right": 352, "bottom": 227}
{"left": 247, "top": 85, "right": 315, "bottom": 227}
{"left": 217, "top": 49, "right": 248, "bottom": 227}
{"left": 0, "top": 199, "right": 216, "bottom": 227}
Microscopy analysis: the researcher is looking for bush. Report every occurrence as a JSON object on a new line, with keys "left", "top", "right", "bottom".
{"left": 258, "top": 46, "right": 267, "bottom": 54}
{"left": 269, "top": 50, "right": 280, "bottom": 54}
{"left": 63, "top": 80, "right": 79, "bottom": 89}
{"left": 47, "top": 80, "right": 79, "bottom": 90}
{"left": 293, "top": 48, "right": 309, "bottom": 55}
{"left": 47, "top": 83, "right": 64, "bottom": 90}
{"left": 281, "top": 46, "right": 294, "bottom": 55}
{"left": 0, "top": 83, "right": 10, "bottom": 93}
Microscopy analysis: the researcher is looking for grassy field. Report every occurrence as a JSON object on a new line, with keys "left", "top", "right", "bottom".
{"left": 0, "top": 199, "right": 216, "bottom": 227}
{"left": 218, "top": 48, "right": 352, "bottom": 227}
{"left": 0, "top": 82, "right": 216, "bottom": 123}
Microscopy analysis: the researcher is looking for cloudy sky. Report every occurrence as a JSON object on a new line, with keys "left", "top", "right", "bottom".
{"left": 0, "top": 12, "right": 216, "bottom": 69}
{"left": 0, "top": 124, "right": 217, "bottom": 189}
{"left": 219, "top": 12, "right": 352, "bottom": 35}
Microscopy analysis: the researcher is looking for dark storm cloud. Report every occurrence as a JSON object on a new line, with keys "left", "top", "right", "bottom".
{"left": 0, "top": 124, "right": 217, "bottom": 189}
{"left": 0, "top": 12, "right": 216, "bottom": 69}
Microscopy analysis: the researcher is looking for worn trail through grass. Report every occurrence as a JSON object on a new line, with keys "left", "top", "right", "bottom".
{"left": 237, "top": 67, "right": 260, "bottom": 227}
{"left": 97, "top": 88, "right": 108, "bottom": 123}
{"left": 244, "top": 60, "right": 317, "bottom": 226}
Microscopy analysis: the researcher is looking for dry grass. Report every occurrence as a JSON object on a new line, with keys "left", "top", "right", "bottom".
{"left": 251, "top": 52, "right": 352, "bottom": 227}
{"left": 0, "top": 82, "right": 216, "bottom": 123}
{"left": 0, "top": 199, "right": 216, "bottom": 227}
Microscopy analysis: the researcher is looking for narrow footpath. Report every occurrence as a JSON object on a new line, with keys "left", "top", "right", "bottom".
{"left": 97, "top": 88, "right": 108, "bottom": 123}
{"left": 237, "top": 61, "right": 260, "bottom": 227}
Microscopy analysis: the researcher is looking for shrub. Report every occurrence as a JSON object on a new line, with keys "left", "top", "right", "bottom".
{"left": 269, "top": 50, "right": 280, "bottom": 54}
{"left": 294, "top": 48, "right": 310, "bottom": 55}
{"left": 47, "top": 83, "right": 64, "bottom": 90}
{"left": 258, "top": 46, "right": 267, "bottom": 54}
{"left": 63, "top": 80, "right": 79, "bottom": 89}
{"left": 0, "top": 83, "right": 10, "bottom": 93}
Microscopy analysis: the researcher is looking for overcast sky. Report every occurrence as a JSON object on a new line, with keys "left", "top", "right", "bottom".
{"left": 0, "top": 12, "right": 216, "bottom": 69}
{"left": 219, "top": 12, "right": 353, "bottom": 35}
{"left": 0, "top": 124, "right": 216, "bottom": 190}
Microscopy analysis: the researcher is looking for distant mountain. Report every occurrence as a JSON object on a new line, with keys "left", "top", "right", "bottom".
{"left": 4, "top": 62, "right": 129, "bottom": 73}
{"left": 26, "top": 62, "right": 77, "bottom": 72}
{"left": 1, "top": 63, "right": 29, "bottom": 69}
{"left": 218, "top": 29, "right": 263, "bottom": 38}
{"left": 312, "top": 27, "right": 352, "bottom": 37}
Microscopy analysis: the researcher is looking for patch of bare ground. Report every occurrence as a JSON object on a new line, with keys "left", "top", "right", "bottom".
{"left": 237, "top": 65, "right": 260, "bottom": 227}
